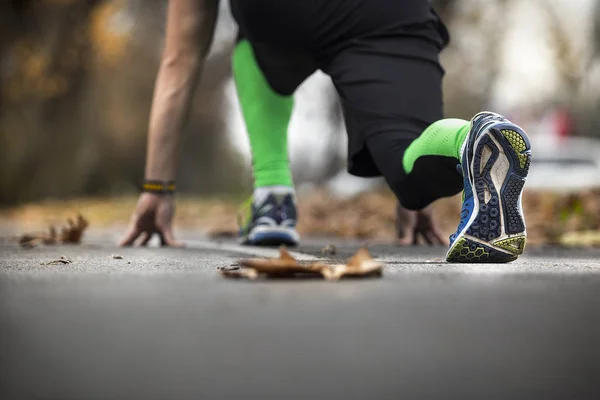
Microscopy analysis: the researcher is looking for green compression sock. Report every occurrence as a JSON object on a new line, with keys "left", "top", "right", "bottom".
{"left": 232, "top": 39, "right": 294, "bottom": 188}
{"left": 403, "top": 119, "right": 471, "bottom": 174}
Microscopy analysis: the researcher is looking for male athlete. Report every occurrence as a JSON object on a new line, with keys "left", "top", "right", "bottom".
{"left": 232, "top": 32, "right": 447, "bottom": 247}
{"left": 121, "top": 0, "right": 531, "bottom": 262}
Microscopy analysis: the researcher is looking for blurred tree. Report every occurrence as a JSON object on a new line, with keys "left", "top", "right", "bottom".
{"left": 541, "top": 0, "right": 586, "bottom": 103}
{"left": 0, "top": 0, "right": 105, "bottom": 204}
{"left": 594, "top": 0, "right": 600, "bottom": 59}
{"left": 540, "top": 0, "right": 600, "bottom": 138}
{"left": 0, "top": 0, "right": 248, "bottom": 205}
{"left": 2, "top": 0, "right": 597, "bottom": 206}
{"left": 442, "top": 0, "right": 510, "bottom": 118}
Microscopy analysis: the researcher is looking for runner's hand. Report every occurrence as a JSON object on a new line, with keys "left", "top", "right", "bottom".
{"left": 396, "top": 203, "right": 448, "bottom": 246}
{"left": 119, "top": 192, "right": 184, "bottom": 247}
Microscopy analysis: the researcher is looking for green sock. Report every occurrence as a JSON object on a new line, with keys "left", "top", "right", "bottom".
{"left": 403, "top": 119, "right": 470, "bottom": 174}
{"left": 232, "top": 39, "right": 294, "bottom": 188}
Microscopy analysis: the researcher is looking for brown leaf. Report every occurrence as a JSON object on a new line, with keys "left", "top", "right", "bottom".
{"left": 60, "top": 214, "right": 89, "bottom": 243}
{"left": 240, "top": 247, "right": 322, "bottom": 277}
{"left": 16, "top": 214, "right": 88, "bottom": 248}
{"left": 18, "top": 234, "right": 40, "bottom": 248}
{"left": 42, "top": 256, "right": 73, "bottom": 265}
{"left": 221, "top": 247, "right": 383, "bottom": 281}
{"left": 17, "top": 228, "right": 56, "bottom": 248}
{"left": 42, "top": 226, "right": 58, "bottom": 245}
{"left": 218, "top": 266, "right": 259, "bottom": 280}
{"left": 324, "top": 248, "right": 383, "bottom": 280}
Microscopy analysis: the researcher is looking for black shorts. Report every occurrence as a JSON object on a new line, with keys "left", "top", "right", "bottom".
{"left": 232, "top": 0, "right": 449, "bottom": 177}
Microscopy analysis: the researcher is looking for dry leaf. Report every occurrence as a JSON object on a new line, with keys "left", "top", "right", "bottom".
{"left": 17, "top": 214, "right": 88, "bottom": 248}
{"left": 218, "top": 265, "right": 259, "bottom": 280}
{"left": 42, "top": 256, "right": 73, "bottom": 265}
{"left": 240, "top": 248, "right": 323, "bottom": 277}
{"left": 324, "top": 248, "right": 383, "bottom": 280}
{"left": 221, "top": 247, "right": 383, "bottom": 281}
{"left": 112, "top": 254, "right": 123, "bottom": 259}
{"left": 18, "top": 228, "right": 57, "bottom": 248}
{"left": 42, "top": 226, "right": 58, "bottom": 245}
{"left": 60, "top": 214, "right": 89, "bottom": 243}
{"left": 18, "top": 234, "right": 39, "bottom": 248}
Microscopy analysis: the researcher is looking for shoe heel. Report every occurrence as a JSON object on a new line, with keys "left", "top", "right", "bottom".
{"left": 492, "top": 125, "right": 532, "bottom": 236}
{"left": 446, "top": 117, "right": 531, "bottom": 264}
{"left": 493, "top": 235, "right": 526, "bottom": 257}
{"left": 447, "top": 237, "right": 518, "bottom": 263}
{"left": 497, "top": 127, "right": 532, "bottom": 178}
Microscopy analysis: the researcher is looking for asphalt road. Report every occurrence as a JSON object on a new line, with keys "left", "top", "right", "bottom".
{"left": 1, "top": 234, "right": 600, "bottom": 399}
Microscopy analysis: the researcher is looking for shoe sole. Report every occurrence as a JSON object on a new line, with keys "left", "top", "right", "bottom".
{"left": 446, "top": 122, "right": 531, "bottom": 263}
{"left": 241, "top": 226, "right": 300, "bottom": 247}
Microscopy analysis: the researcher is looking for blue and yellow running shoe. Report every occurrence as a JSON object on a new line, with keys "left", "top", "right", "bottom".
{"left": 239, "top": 193, "right": 300, "bottom": 246}
{"left": 446, "top": 112, "right": 532, "bottom": 263}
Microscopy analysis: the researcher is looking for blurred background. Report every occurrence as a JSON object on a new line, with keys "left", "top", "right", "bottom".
{"left": 1, "top": 0, "right": 600, "bottom": 245}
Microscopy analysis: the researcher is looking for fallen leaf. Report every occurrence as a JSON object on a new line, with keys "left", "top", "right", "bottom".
{"left": 60, "top": 214, "right": 89, "bottom": 243}
{"left": 17, "top": 228, "right": 57, "bottom": 248}
{"left": 218, "top": 265, "right": 259, "bottom": 280}
{"left": 323, "top": 248, "right": 383, "bottom": 280}
{"left": 42, "top": 256, "right": 73, "bottom": 265}
{"left": 240, "top": 248, "right": 324, "bottom": 278}
{"left": 42, "top": 226, "right": 58, "bottom": 245}
{"left": 18, "top": 234, "right": 39, "bottom": 248}
{"left": 221, "top": 247, "right": 383, "bottom": 281}
{"left": 111, "top": 254, "right": 123, "bottom": 259}
{"left": 17, "top": 214, "right": 88, "bottom": 248}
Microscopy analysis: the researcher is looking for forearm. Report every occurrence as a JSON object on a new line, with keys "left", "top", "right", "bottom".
{"left": 145, "top": 58, "right": 201, "bottom": 181}
{"left": 144, "top": 0, "right": 219, "bottom": 181}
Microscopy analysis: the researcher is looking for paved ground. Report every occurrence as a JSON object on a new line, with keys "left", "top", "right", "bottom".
{"left": 1, "top": 233, "right": 600, "bottom": 399}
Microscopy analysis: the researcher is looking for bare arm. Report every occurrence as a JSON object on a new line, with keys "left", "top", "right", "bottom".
{"left": 120, "top": 0, "right": 218, "bottom": 247}
{"left": 145, "top": 0, "right": 219, "bottom": 181}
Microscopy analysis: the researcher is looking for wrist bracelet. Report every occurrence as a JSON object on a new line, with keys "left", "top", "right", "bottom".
{"left": 142, "top": 180, "right": 176, "bottom": 194}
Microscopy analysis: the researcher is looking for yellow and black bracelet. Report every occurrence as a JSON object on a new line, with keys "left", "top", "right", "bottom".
{"left": 141, "top": 180, "right": 176, "bottom": 194}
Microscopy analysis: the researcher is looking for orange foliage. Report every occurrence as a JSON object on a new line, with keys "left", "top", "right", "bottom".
{"left": 89, "top": 0, "right": 131, "bottom": 67}
{"left": 2, "top": 0, "right": 131, "bottom": 105}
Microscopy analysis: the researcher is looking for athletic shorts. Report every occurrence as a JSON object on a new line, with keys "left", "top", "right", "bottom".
{"left": 231, "top": 0, "right": 450, "bottom": 177}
